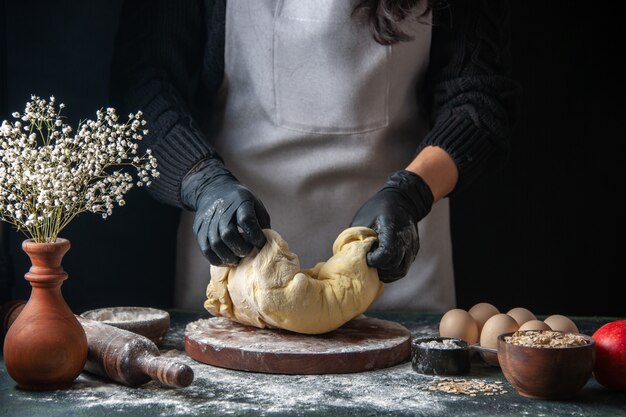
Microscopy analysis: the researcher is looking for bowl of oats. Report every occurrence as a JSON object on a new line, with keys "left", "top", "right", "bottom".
{"left": 497, "top": 330, "right": 595, "bottom": 400}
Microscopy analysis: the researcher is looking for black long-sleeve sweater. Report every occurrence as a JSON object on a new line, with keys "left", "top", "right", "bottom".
{"left": 111, "top": 0, "right": 521, "bottom": 208}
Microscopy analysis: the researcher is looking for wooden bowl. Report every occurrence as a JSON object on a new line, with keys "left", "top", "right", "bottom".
{"left": 497, "top": 331, "right": 595, "bottom": 400}
{"left": 81, "top": 307, "right": 170, "bottom": 345}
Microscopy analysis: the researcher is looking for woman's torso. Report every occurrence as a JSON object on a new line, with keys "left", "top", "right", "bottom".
{"left": 175, "top": 0, "right": 455, "bottom": 312}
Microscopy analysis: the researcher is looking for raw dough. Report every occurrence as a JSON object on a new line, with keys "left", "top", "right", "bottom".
{"left": 204, "top": 227, "right": 384, "bottom": 334}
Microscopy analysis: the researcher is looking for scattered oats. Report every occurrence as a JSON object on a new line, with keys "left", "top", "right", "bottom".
{"left": 417, "top": 378, "right": 508, "bottom": 396}
{"left": 504, "top": 330, "right": 588, "bottom": 348}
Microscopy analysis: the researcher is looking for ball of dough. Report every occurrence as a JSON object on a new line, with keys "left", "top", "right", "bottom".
{"left": 204, "top": 227, "right": 384, "bottom": 334}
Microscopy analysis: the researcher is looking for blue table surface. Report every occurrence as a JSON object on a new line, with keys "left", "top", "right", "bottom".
{"left": 1, "top": 311, "right": 625, "bottom": 417}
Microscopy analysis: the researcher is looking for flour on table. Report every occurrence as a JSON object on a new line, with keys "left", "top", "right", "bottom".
{"left": 11, "top": 350, "right": 452, "bottom": 416}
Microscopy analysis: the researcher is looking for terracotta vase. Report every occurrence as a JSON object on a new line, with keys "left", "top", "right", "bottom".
{"left": 3, "top": 238, "right": 87, "bottom": 390}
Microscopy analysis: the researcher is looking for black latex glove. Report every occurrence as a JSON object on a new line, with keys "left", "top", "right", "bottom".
{"left": 350, "top": 170, "right": 434, "bottom": 283}
{"left": 181, "top": 158, "right": 271, "bottom": 266}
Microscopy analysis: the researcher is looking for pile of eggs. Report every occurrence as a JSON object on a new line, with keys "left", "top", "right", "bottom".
{"left": 439, "top": 303, "right": 579, "bottom": 365}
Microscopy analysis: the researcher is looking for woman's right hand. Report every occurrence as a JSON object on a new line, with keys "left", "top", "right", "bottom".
{"left": 181, "top": 159, "right": 271, "bottom": 266}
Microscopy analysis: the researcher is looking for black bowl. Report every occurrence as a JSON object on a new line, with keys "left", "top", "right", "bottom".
{"left": 411, "top": 337, "right": 470, "bottom": 375}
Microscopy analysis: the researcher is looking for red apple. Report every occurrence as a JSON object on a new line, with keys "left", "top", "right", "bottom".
{"left": 592, "top": 320, "right": 626, "bottom": 391}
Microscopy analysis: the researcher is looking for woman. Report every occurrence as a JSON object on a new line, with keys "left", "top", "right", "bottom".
{"left": 111, "top": 0, "right": 520, "bottom": 312}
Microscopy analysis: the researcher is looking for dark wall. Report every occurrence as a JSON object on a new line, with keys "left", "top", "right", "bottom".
{"left": 0, "top": 0, "right": 9, "bottom": 302}
{"left": 1, "top": 1, "right": 624, "bottom": 316}
{"left": 452, "top": 2, "right": 625, "bottom": 316}
{"left": 1, "top": 0, "right": 180, "bottom": 312}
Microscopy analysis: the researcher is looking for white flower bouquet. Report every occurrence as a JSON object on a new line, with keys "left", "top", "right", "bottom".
{"left": 0, "top": 95, "right": 158, "bottom": 243}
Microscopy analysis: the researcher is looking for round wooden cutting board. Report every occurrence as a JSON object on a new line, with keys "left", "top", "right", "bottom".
{"left": 184, "top": 316, "right": 411, "bottom": 374}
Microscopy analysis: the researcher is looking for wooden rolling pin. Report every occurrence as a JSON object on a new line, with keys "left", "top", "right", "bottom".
{"left": 1, "top": 301, "right": 193, "bottom": 388}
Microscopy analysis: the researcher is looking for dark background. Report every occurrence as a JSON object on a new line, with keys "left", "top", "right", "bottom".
{"left": 0, "top": 1, "right": 624, "bottom": 317}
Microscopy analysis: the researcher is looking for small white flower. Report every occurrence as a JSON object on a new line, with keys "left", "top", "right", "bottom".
{"left": 0, "top": 96, "right": 158, "bottom": 242}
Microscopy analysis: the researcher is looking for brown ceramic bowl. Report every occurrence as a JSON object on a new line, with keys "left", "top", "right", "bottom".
{"left": 497, "top": 331, "right": 595, "bottom": 400}
{"left": 81, "top": 306, "right": 170, "bottom": 345}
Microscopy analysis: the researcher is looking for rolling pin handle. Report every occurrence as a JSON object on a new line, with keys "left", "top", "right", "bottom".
{"left": 1, "top": 300, "right": 26, "bottom": 344}
{"left": 140, "top": 356, "right": 194, "bottom": 388}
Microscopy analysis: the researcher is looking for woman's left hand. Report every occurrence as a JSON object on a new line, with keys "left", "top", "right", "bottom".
{"left": 350, "top": 170, "right": 433, "bottom": 283}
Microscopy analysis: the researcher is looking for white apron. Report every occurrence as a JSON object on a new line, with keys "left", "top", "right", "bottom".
{"left": 175, "top": 0, "right": 455, "bottom": 312}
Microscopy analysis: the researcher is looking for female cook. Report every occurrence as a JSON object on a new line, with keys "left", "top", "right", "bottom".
{"left": 112, "top": 0, "right": 520, "bottom": 311}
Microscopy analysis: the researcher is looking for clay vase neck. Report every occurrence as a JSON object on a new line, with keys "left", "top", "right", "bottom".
{"left": 3, "top": 238, "right": 87, "bottom": 390}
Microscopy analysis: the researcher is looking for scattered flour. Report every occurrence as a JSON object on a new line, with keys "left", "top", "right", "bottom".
{"left": 81, "top": 306, "right": 169, "bottom": 323}
{"left": 5, "top": 316, "right": 507, "bottom": 416}
{"left": 11, "top": 352, "right": 454, "bottom": 416}
{"left": 185, "top": 317, "right": 409, "bottom": 354}
{"left": 4, "top": 315, "right": 615, "bottom": 417}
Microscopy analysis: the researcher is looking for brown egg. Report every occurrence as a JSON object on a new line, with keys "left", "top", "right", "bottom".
{"left": 468, "top": 302, "right": 499, "bottom": 335}
{"left": 480, "top": 313, "right": 520, "bottom": 349}
{"left": 439, "top": 309, "right": 479, "bottom": 344}
{"left": 507, "top": 307, "right": 537, "bottom": 326}
{"left": 519, "top": 320, "right": 552, "bottom": 331}
{"left": 544, "top": 314, "right": 579, "bottom": 333}
{"left": 480, "top": 313, "right": 520, "bottom": 366}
